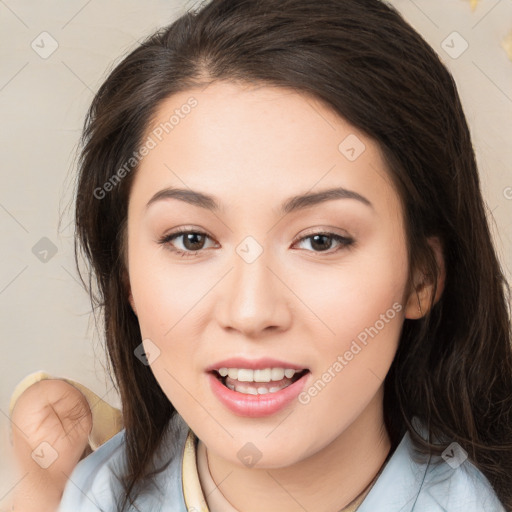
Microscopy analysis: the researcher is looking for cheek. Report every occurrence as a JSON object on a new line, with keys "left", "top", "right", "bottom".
{"left": 294, "top": 234, "right": 408, "bottom": 427}
{"left": 127, "top": 240, "right": 214, "bottom": 408}
{"left": 128, "top": 237, "right": 207, "bottom": 337}
{"left": 133, "top": 279, "right": 205, "bottom": 415}
{"left": 303, "top": 233, "right": 408, "bottom": 349}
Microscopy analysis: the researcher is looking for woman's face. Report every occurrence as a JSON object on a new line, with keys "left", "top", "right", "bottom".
{"left": 126, "top": 81, "right": 411, "bottom": 468}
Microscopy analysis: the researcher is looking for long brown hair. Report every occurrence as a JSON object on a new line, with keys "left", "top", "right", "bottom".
{"left": 73, "top": 0, "right": 512, "bottom": 510}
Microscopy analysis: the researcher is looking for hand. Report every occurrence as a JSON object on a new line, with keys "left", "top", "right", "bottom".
{"left": 10, "top": 379, "right": 93, "bottom": 512}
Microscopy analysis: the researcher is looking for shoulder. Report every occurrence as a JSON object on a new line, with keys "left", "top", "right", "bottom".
{"left": 418, "top": 449, "right": 506, "bottom": 512}
{"left": 58, "top": 415, "right": 189, "bottom": 512}
{"left": 359, "top": 428, "right": 506, "bottom": 512}
{"left": 58, "top": 428, "right": 126, "bottom": 512}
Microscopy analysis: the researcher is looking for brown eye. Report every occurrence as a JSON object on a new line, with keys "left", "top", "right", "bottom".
{"left": 180, "top": 232, "right": 207, "bottom": 251}
{"left": 295, "top": 232, "right": 354, "bottom": 253}
{"left": 158, "top": 229, "right": 216, "bottom": 257}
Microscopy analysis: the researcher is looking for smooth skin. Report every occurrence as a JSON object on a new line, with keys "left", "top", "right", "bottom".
{"left": 125, "top": 81, "right": 445, "bottom": 512}
{"left": 10, "top": 81, "right": 444, "bottom": 512}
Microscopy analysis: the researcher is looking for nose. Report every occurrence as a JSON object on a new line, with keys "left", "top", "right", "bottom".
{"left": 216, "top": 244, "right": 292, "bottom": 338}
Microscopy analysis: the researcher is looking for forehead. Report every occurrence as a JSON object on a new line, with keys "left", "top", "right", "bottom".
{"left": 130, "top": 81, "right": 398, "bottom": 217}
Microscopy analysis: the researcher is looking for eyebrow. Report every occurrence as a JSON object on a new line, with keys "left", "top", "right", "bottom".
{"left": 145, "top": 186, "right": 373, "bottom": 215}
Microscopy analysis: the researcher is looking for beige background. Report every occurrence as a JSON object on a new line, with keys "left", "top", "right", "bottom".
{"left": 1, "top": 0, "right": 511, "bottom": 508}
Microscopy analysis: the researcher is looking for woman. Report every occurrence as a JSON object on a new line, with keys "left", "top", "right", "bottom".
{"left": 10, "top": 0, "right": 512, "bottom": 510}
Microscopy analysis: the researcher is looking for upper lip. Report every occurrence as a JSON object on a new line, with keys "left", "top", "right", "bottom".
{"left": 206, "top": 357, "right": 308, "bottom": 372}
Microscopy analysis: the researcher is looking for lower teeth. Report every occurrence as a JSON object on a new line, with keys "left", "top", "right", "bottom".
{"left": 226, "top": 382, "right": 287, "bottom": 395}
{"left": 219, "top": 370, "right": 307, "bottom": 395}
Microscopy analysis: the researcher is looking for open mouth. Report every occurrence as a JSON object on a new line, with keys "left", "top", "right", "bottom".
{"left": 211, "top": 367, "right": 310, "bottom": 395}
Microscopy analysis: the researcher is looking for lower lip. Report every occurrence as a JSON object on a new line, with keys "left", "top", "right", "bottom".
{"left": 208, "top": 372, "right": 309, "bottom": 418}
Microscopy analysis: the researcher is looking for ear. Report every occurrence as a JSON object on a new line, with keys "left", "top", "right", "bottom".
{"left": 404, "top": 236, "right": 445, "bottom": 319}
{"left": 128, "top": 291, "right": 137, "bottom": 316}
{"left": 122, "top": 268, "right": 137, "bottom": 316}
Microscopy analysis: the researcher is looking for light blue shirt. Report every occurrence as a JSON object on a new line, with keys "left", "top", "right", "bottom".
{"left": 58, "top": 413, "right": 506, "bottom": 511}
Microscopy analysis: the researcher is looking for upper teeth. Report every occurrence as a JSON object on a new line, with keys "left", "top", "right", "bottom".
{"left": 217, "top": 368, "right": 300, "bottom": 382}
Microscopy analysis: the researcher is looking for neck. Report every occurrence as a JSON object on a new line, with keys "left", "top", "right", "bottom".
{"left": 205, "top": 387, "right": 391, "bottom": 512}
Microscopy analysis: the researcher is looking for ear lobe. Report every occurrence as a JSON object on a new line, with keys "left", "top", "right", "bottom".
{"left": 122, "top": 269, "right": 137, "bottom": 316}
{"left": 128, "top": 292, "right": 137, "bottom": 315}
{"left": 404, "top": 237, "right": 445, "bottom": 320}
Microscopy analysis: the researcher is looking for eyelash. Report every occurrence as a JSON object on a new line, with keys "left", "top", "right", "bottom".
{"left": 157, "top": 227, "right": 355, "bottom": 258}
